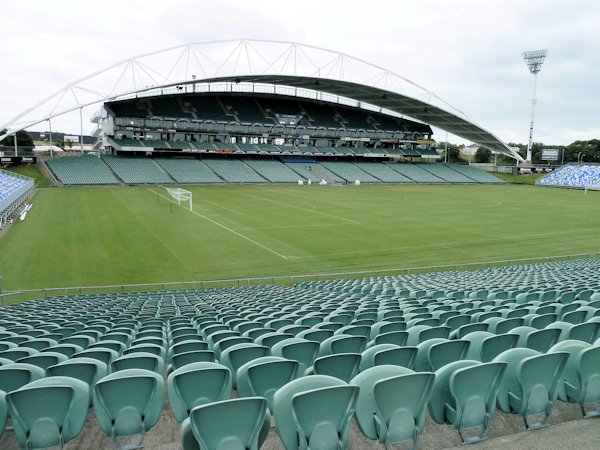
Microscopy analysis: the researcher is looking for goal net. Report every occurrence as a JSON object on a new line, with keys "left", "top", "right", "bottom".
{"left": 584, "top": 184, "right": 600, "bottom": 194}
{"left": 159, "top": 186, "right": 193, "bottom": 210}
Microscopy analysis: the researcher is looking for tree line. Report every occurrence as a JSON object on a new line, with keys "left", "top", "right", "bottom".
{"left": 438, "top": 139, "right": 600, "bottom": 165}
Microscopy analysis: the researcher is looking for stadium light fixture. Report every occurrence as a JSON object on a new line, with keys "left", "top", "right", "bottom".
{"left": 522, "top": 49, "right": 548, "bottom": 164}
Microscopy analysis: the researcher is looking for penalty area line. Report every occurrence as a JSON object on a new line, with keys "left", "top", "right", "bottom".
{"left": 149, "top": 189, "right": 294, "bottom": 260}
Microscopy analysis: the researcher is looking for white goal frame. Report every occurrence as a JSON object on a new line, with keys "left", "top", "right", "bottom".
{"left": 159, "top": 185, "right": 193, "bottom": 211}
{"left": 584, "top": 184, "right": 600, "bottom": 194}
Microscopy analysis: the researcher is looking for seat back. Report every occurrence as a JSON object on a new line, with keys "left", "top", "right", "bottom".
{"left": 309, "top": 353, "right": 361, "bottom": 382}
{"left": 93, "top": 368, "right": 165, "bottom": 447}
{"left": 0, "top": 363, "right": 46, "bottom": 392}
{"left": 373, "top": 346, "right": 418, "bottom": 370}
{"left": 167, "top": 362, "right": 232, "bottom": 422}
{"left": 527, "top": 328, "right": 561, "bottom": 352}
{"left": 292, "top": 384, "right": 359, "bottom": 450}
{"left": 352, "top": 364, "right": 433, "bottom": 448}
{"left": 429, "top": 340, "right": 470, "bottom": 371}
{"left": 112, "top": 352, "right": 165, "bottom": 374}
{"left": 577, "top": 345, "right": 600, "bottom": 417}
{"left": 448, "top": 362, "right": 506, "bottom": 443}
{"left": 47, "top": 357, "right": 108, "bottom": 406}
{"left": 273, "top": 375, "right": 346, "bottom": 450}
{"left": 517, "top": 352, "right": 568, "bottom": 428}
{"left": 171, "top": 350, "right": 216, "bottom": 370}
{"left": 569, "top": 322, "right": 599, "bottom": 344}
{"left": 271, "top": 338, "right": 319, "bottom": 374}
{"left": 0, "top": 391, "right": 6, "bottom": 439}
{"left": 220, "top": 343, "right": 269, "bottom": 388}
{"left": 373, "top": 372, "right": 435, "bottom": 447}
{"left": 237, "top": 357, "right": 299, "bottom": 411}
{"left": 7, "top": 377, "right": 89, "bottom": 449}
{"left": 187, "top": 397, "right": 268, "bottom": 450}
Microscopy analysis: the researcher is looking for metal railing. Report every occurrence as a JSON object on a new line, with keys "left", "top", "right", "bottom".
{"left": 1, "top": 251, "right": 599, "bottom": 306}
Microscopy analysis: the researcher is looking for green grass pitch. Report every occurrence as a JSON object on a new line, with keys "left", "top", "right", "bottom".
{"left": 1, "top": 183, "right": 599, "bottom": 291}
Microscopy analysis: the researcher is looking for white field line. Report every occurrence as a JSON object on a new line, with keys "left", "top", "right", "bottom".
{"left": 233, "top": 223, "right": 345, "bottom": 231}
{"left": 150, "top": 190, "right": 293, "bottom": 260}
{"left": 202, "top": 200, "right": 244, "bottom": 215}
{"left": 245, "top": 193, "right": 360, "bottom": 225}
{"left": 295, "top": 227, "right": 600, "bottom": 260}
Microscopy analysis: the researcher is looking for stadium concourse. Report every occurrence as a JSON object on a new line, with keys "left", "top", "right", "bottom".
{"left": 1, "top": 259, "right": 600, "bottom": 449}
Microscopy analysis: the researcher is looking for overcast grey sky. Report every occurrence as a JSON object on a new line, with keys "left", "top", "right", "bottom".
{"left": 1, "top": 0, "right": 599, "bottom": 145}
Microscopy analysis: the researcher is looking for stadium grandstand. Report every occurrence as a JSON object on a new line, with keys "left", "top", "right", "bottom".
{"left": 537, "top": 162, "right": 600, "bottom": 189}
{"left": 1, "top": 40, "right": 599, "bottom": 450}
{"left": 0, "top": 169, "right": 34, "bottom": 229}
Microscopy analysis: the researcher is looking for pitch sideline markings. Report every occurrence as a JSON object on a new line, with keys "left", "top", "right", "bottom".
{"left": 150, "top": 189, "right": 294, "bottom": 260}
{"left": 296, "top": 226, "right": 600, "bottom": 260}
{"left": 245, "top": 193, "right": 360, "bottom": 225}
{"left": 202, "top": 200, "right": 244, "bottom": 215}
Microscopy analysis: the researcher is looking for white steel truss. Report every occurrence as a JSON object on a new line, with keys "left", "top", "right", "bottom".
{"left": 0, "top": 39, "right": 523, "bottom": 161}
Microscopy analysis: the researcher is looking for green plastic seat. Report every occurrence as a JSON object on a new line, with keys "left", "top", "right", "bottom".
{"left": 334, "top": 324, "right": 371, "bottom": 338}
{"left": 47, "top": 357, "right": 109, "bottom": 406}
{"left": 406, "top": 325, "right": 450, "bottom": 346}
{"left": 523, "top": 313, "right": 557, "bottom": 329}
{"left": 111, "top": 352, "right": 165, "bottom": 374}
{"left": 93, "top": 368, "right": 165, "bottom": 449}
{"left": 73, "top": 348, "right": 119, "bottom": 366}
{"left": 124, "top": 343, "right": 167, "bottom": 361}
{"left": 168, "top": 340, "right": 209, "bottom": 362}
{"left": 463, "top": 331, "right": 518, "bottom": 362}
{"left": 450, "top": 323, "right": 488, "bottom": 340}
{"left": 373, "top": 346, "right": 418, "bottom": 370}
{"left": 171, "top": 350, "right": 216, "bottom": 370}
{"left": 89, "top": 339, "right": 127, "bottom": 355}
{"left": 370, "top": 331, "right": 409, "bottom": 347}
{"left": 167, "top": 362, "right": 232, "bottom": 422}
{"left": 562, "top": 344, "right": 600, "bottom": 417}
{"left": 43, "top": 343, "right": 84, "bottom": 358}
{"left": 181, "top": 397, "right": 270, "bottom": 450}
{"left": 548, "top": 340, "right": 596, "bottom": 412}
{"left": 0, "top": 357, "right": 14, "bottom": 366}
{"left": 16, "top": 351, "right": 68, "bottom": 372}
{"left": 271, "top": 338, "right": 319, "bottom": 374}
{"left": 18, "top": 337, "right": 58, "bottom": 352}
{"left": 415, "top": 339, "right": 470, "bottom": 372}
{"left": 428, "top": 360, "right": 506, "bottom": 443}
{"left": 569, "top": 322, "right": 599, "bottom": 344}
{"left": 0, "top": 347, "right": 38, "bottom": 362}
{"left": 7, "top": 376, "right": 89, "bottom": 450}
{"left": 237, "top": 356, "right": 299, "bottom": 412}
{"left": 220, "top": 343, "right": 269, "bottom": 388}
{"left": 445, "top": 314, "right": 470, "bottom": 331}
{"left": 493, "top": 348, "right": 568, "bottom": 429}
{"left": 60, "top": 335, "right": 94, "bottom": 349}
{"left": 255, "top": 332, "right": 294, "bottom": 350}
{"left": 0, "top": 342, "right": 17, "bottom": 352}
{"left": 214, "top": 336, "right": 252, "bottom": 359}
{"left": 369, "top": 321, "right": 406, "bottom": 340}
{"left": 352, "top": 365, "right": 434, "bottom": 449}
{"left": 0, "top": 363, "right": 46, "bottom": 393}
{"left": 292, "top": 385, "right": 358, "bottom": 450}
{"left": 318, "top": 335, "right": 366, "bottom": 357}
{"left": 546, "top": 321, "right": 574, "bottom": 341}
{"left": 0, "top": 391, "right": 6, "bottom": 439}
{"left": 296, "top": 329, "right": 333, "bottom": 343}
{"left": 306, "top": 353, "right": 361, "bottom": 382}
{"left": 361, "top": 344, "right": 400, "bottom": 371}
{"left": 273, "top": 375, "right": 357, "bottom": 450}
{"left": 207, "top": 330, "right": 240, "bottom": 350}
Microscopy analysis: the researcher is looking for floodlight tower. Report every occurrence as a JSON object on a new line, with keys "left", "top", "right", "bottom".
{"left": 522, "top": 49, "right": 548, "bottom": 163}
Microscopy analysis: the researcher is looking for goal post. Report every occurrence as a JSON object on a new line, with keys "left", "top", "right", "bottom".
{"left": 584, "top": 184, "right": 600, "bottom": 194}
{"left": 158, "top": 185, "right": 193, "bottom": 211}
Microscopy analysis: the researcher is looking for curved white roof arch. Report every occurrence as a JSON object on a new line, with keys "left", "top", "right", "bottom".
{"left": 0, "top": 38, "right": 522, "bottom": 161}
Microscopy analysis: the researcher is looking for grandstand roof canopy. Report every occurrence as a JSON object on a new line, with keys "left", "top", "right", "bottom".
{"left": 0, "top": 39, "right": 523, "bottom": 161}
